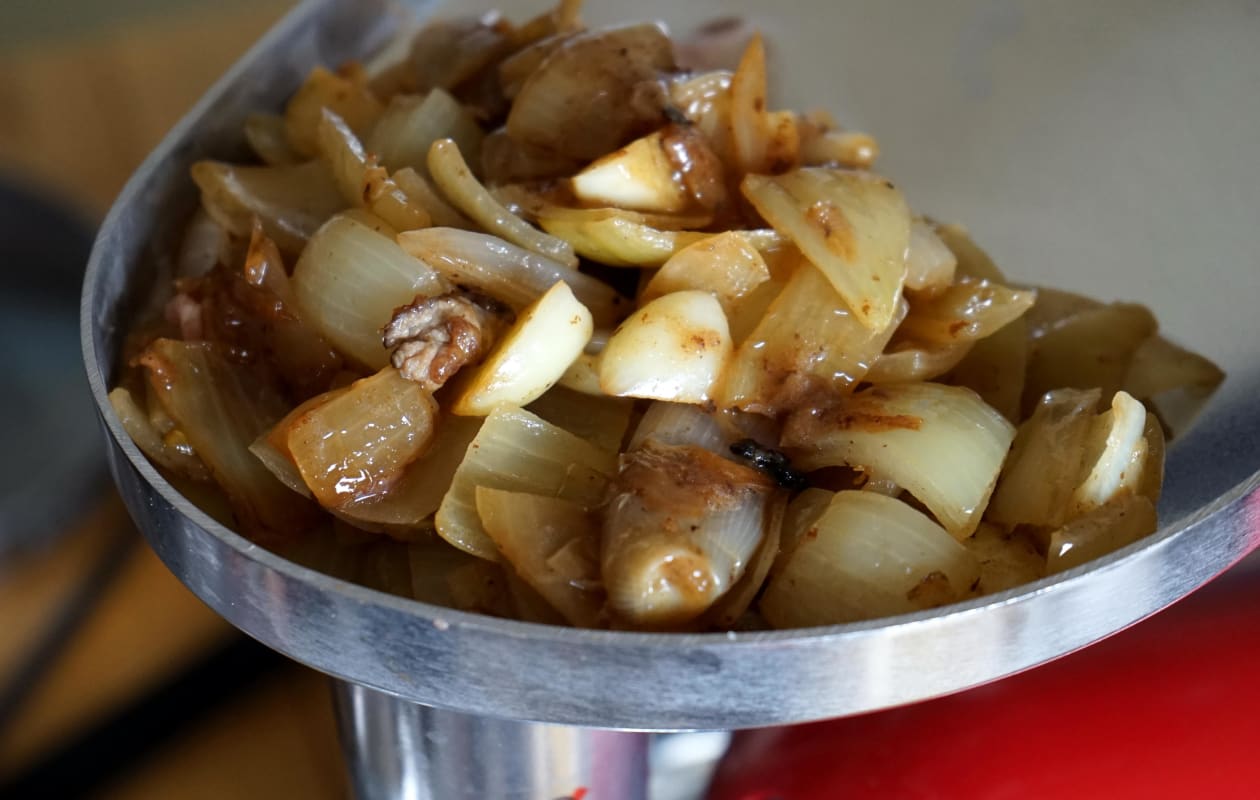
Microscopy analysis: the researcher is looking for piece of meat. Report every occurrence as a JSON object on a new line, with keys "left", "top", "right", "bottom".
{"left": 383, "top": 291, "right": 510, "bottom": 391}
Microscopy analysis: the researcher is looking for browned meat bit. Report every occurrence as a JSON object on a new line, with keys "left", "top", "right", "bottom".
{"left": 383, "top": 290, "right": 512, "bottom": 391}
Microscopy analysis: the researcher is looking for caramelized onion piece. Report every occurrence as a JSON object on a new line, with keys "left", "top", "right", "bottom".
{"left": 191, "top": 160, "right": 345, "bottom": 258}
{"left": 137, "top": 339, "right": 318, "bottom": 542}
{"left": 602, "top": 441, "right": 777, "bottom": 628}
{"left": 286, "top": 368, "right": 439, "bottom": 509}
{"left": 507, "top": 23, "right": 676, "bottom": 160}
{"left": 283, "top": 65, "right": 383, "bottom": 158}
{"left": 719, "top": 262, "right": 901, "bottom": 416}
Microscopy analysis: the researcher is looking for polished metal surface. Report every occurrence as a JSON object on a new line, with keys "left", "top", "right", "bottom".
{"left": 334, "top": 683, "right": 648, "bottom": 800}
{"left": 82, "top": 0, "right": 1260, "bottom": 733}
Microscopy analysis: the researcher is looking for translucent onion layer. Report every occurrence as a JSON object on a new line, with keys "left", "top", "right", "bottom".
{"left": 436, "top": 406, "right": 618, "bottom": 560}
{"left": 761, "top": 490, "right": 980, "bottom": 626}
{"left": 783, "top": 382, "right": 1015, "bottom": 539}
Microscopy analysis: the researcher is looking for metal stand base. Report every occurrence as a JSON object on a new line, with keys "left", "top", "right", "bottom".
{"left": 333, "top": 681, "right": 650, "bottom": 800}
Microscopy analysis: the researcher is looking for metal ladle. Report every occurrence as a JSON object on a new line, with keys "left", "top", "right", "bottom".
{"left": 81, "top": 1, "right": 1260, "bottom": 797}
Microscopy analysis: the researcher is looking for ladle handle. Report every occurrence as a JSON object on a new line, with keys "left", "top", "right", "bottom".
{"left": 333, "top": 680, "right": 650, "bottom": 800}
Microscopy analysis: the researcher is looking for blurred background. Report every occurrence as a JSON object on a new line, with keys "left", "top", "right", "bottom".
{"left": 0, "top": 2, "right": 347, "bottom": 797}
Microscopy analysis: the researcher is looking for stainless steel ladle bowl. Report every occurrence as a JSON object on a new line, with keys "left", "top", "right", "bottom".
{"left": 82, "top": 1, "right": 1260, "bottom": 797}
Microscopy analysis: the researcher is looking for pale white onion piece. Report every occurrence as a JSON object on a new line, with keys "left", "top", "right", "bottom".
{"left": 475, "top": 488, "right": 605, "bottom": 628}
{"left": 452, "top": 281, "right": 593, "bottom": 415}
{"left": 191, "top": 159, "right": 345, "bottom": 257}
{"left": 427, "top": 138, "right": 577, "bottom": 267}
{"left": 640, "top": 231, "right": 771, "bottom": 315}
{"left": 536, "top": 206, "right": 712, "bottom": 268}
{"left": 397, "top": 227, "right": 628, "bottom": 328}
{"left": 572, "top": 130, "right": 691, "bottom": 213}
{"left": 1072, "top": 391, "right": 1148, "bottom": 515}
{"left": 761, "top": 491, "right": 980, "bottom": 627}
{"left": 904, "top": 219, "right": 957, "bottom": 294}
{"left": 861, "top": 474, "right": 903, "bottom": 497}
{"left": 293, "top": 212, "right": 447, "bottom": 369}
{"left": 599, "top": 291, "right": 732, "bottom": 403}
{"left": 987, "top": 388, "right": 1101, "bottom": 529}
{"left": 367, "top": 89, "right": 484, "bottom": 177}
{"left": 436, "top": 407, "right": 617, "bottom": 560}
{"left": 799, "top": 129, "right": 880, "bottom": 170}
{"left": 602, "top": 442, "right": 775, "bottom": 628}
{"left": 742, "top": 168, "right": 910, "bottom": 331}
{"left": 627, "top": 401, "right": 729, "bottom": 454}
{"left": 783, "top": 383, "right": 1015, "bottom": 539}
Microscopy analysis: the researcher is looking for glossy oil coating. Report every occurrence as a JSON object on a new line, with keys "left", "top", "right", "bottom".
{"left": 82, "top": 0, "right": 1260, "bottom": 730}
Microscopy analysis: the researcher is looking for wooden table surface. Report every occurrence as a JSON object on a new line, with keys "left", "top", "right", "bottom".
{"left": 0, "top": 5, "right": 346, "bottom": 797}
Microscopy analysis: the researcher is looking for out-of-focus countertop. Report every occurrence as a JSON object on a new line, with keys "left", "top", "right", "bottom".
{"left": 0, "top": 4, "right": 344, "bottom": 797}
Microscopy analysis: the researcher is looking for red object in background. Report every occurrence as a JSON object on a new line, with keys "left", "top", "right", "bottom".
{"left": 708, "top": 570, "right": 1260, "bottom": 800}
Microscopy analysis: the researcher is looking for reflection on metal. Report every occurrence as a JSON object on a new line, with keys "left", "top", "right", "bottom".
{"left": 333, "top": 682, "right": 649, "bottom": 800}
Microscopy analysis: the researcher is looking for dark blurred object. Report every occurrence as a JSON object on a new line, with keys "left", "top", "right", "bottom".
{"left": 0, "top": 176, "right": 102, "bottom": 556}
{"left": 707, "top": 565, "right": 1260, "bottom": 799}
{"left": 0, "top": 634, "right": 289, "bottom": 798}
